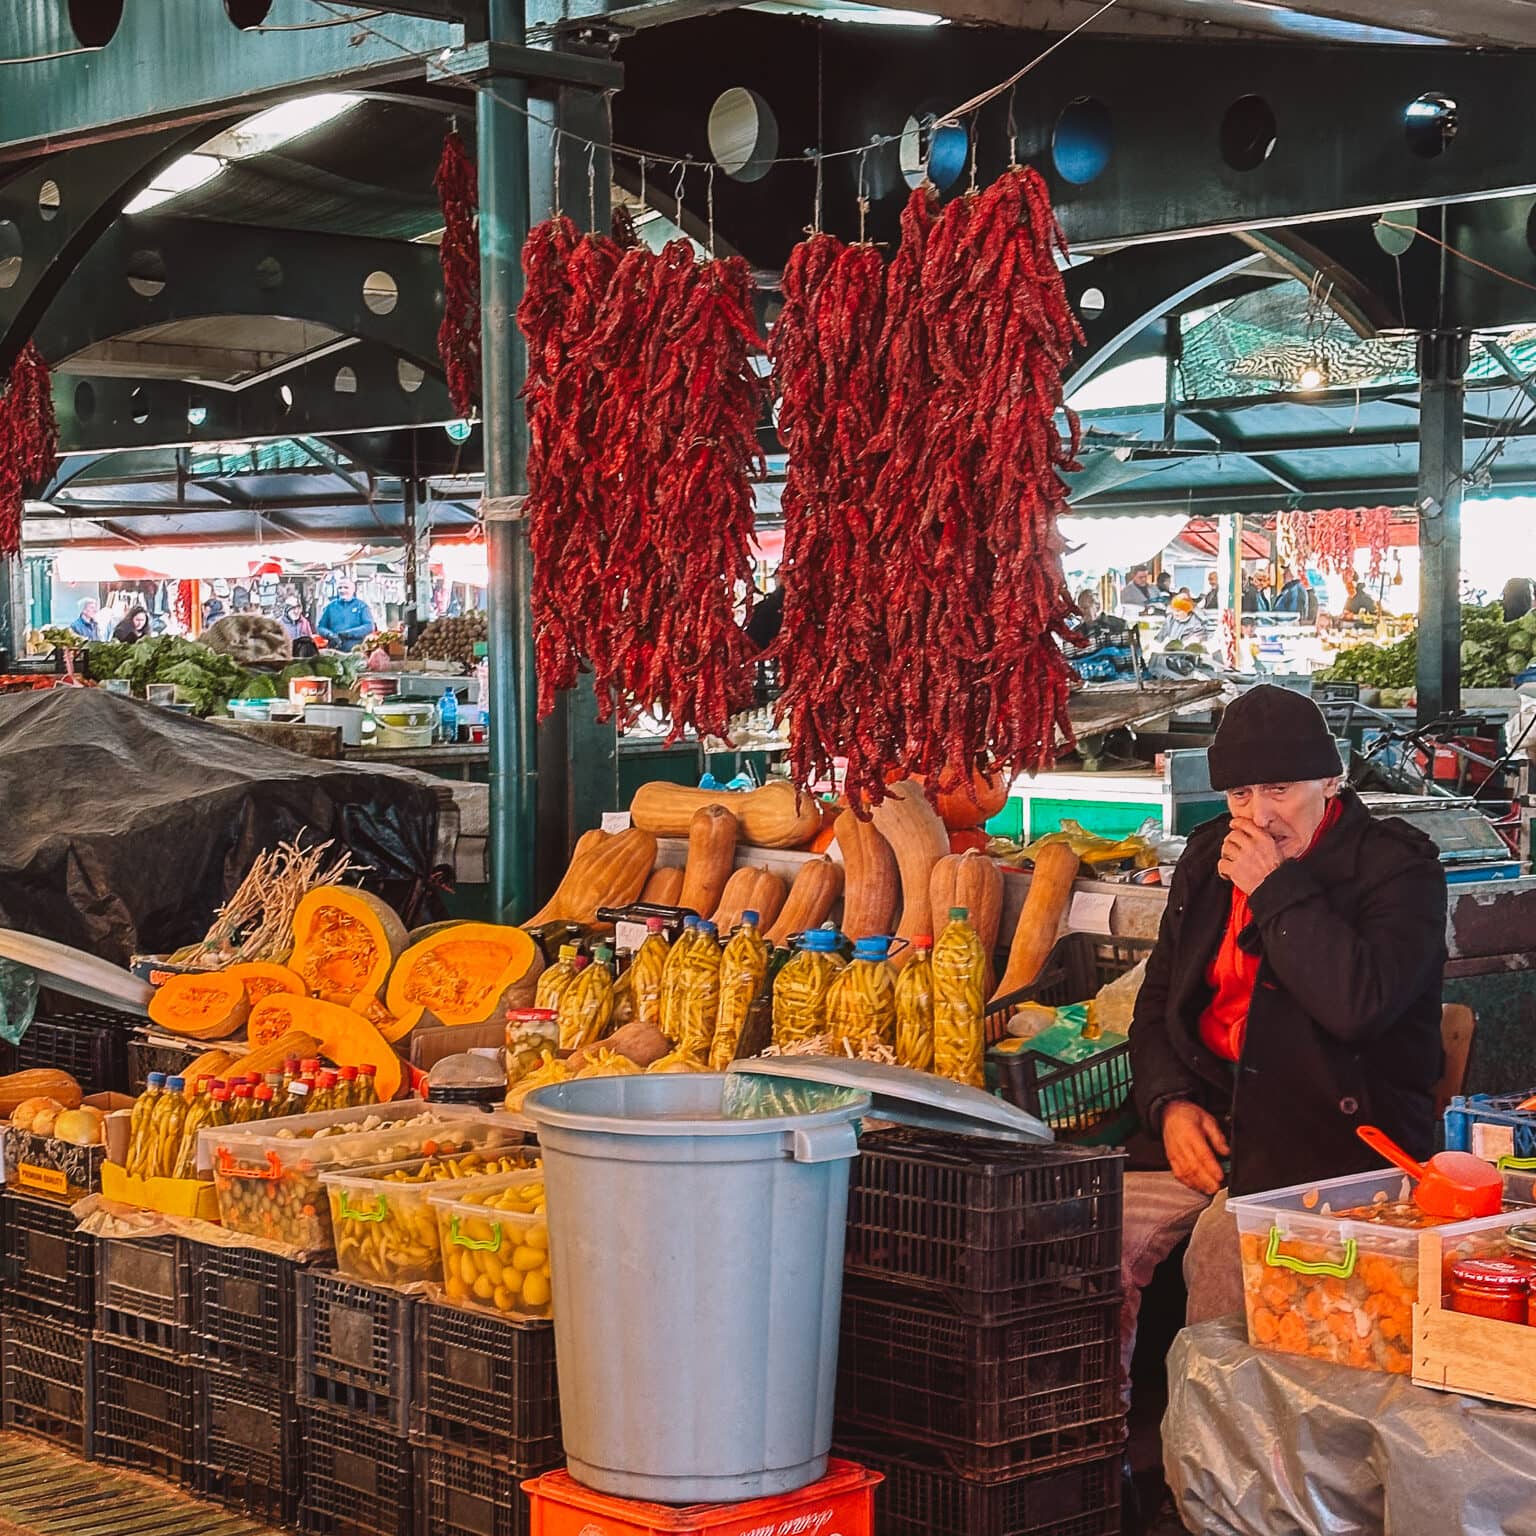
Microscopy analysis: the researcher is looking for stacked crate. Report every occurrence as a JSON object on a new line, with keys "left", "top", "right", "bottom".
{"left": 298, "top": 1269, "right": 418, "bottom": 1536}
{"left": 192, "top": 1241, "right": 308, "bottom": 1527}
{"left": 832, "top": 1129, "right": 1127, "bottom": 1536}
{"left": 411, "top": 1301, "right": 563, "bottom": 1536}
{"left": 0, "top": 1191, "right": 95, "bottom": 1456}
{"left": 91, "top": 1234, "right": 197, "bottom": 1484}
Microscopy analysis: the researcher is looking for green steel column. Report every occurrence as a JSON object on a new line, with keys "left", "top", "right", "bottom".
{"left": 1416, "top": 331, "right": 1468, "bottom": 726}
{"left": 480, "top": 0, "right": 537, "bottom": 922}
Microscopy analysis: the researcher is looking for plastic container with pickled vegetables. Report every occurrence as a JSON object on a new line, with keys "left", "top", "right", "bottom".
{"left": 1229, "top": 1170, "right": 1528, "bottom": 1374}
{"left": 322, "top": 1144, "right": 540, "bottom": 1287}
{"left": 430, "top": 1168, "right": 553, "bottom": 1317}
{"left": 771, "top": 927, "right": 846, "bottom": 1048}
{"left": 203, "top": 1102, "right": 522, "bottom": 1253}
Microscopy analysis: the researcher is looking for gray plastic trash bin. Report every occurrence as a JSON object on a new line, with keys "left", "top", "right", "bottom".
{"left": 524, "top": 1071, "right": 870, "bottom": 1504}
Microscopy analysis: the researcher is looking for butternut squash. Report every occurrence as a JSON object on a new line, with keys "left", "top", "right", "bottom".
{"left": 180, "top": 1048, "right": 240, "bottom": 1092}
{"left": 834, "top": 810, "right": 900, "bottom": 941}
{"left": 630, "top": 780, "right": 822, "bottom": 848}
{"left": 870, "top": 779, "right": 951, "bottom": 966}
{"left": 525, "top": 827, "right": 657, "bottom": 927}
{"left": 225, "top": 961, "right": 306, "bottom": 1010}
{"left": 147, "top": 971, "right": 250, "bottom": 1041}
{"left": 991, "top": 842, "right": 1080, "bottom": 1003}
{"left": 384, "top": 922, "right": 539, "bottom": 1028}
{"left": 223, "top": 1030, "right": 323, "bottom": 1083}
{"left": 288, "top": 888, "right": 408, "bottom": 1006}
{"left": 764, "top": 857, "right": 844, "bottom": 947}
{"left": 0, "top": 1069, "right": 81, "bottom": 1120}
{"left": 930, "top": 851, "right": 1004, "bottom": 993}
{"left": 246, "top": 995, "right": 403, "bottom": 1102}
{"left": 931, "top": 766, "right": 1010, "bottom": 831}
{"left": 679, "top": 805, "right": 738, "bottom": 917}
{"left": 711, "top": 866, "right": 787, "bottom": 935}
{"left": 640, "top": 865, "right": 685, "bottom": 906}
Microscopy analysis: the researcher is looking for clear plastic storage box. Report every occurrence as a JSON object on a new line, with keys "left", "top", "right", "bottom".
{"left": 429, "top": 1165, "right": 552, "bottom": 1318}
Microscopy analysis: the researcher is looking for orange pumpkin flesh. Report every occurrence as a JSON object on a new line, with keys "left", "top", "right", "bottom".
{"left": 246, "top": 994, "right": 403, "bottom": 1101}
{"left": 225, "top": 961, "right": 306, "bottom": 1011}
{"left": 288, "top": 888, "right": 407, "bottom": 1005}
{"left": 147, "top": 972, "right": 250, "bottom": 1040}
{"left": 385, "top": 923, "right": 538, "bottom": 1028}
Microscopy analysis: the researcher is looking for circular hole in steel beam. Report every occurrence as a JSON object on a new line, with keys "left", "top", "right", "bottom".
{"left": 335, "top": 366, "right": 359, "bottom": 395}
{"left": 277, "top": 384, "right": 294, "bottom": 414}
{"left": 1375, "top": 209, "right": 1418, "bottom": 256}
{"left": 187, "top": 402, "right": 209, "bottom": 429}
{"left": 397, "top": 359, "right": 425, "bottom": 394}
{"left": 37, "top": 181, "right": 61, "bottom": 222}
{"left": 707, "top": 87, "right": 779, "bottom": 183}
{"left": 223, "top": 0, "right": 274, "bottom": 28}
{"left": 74, "top": 381, "right": 96, "bottom": 423}
{"left": 899, "top": 113, "right": 967, "bottom": 192}
{"left": 363, "top": 270, "right": 398, "bottom": 316}
{"left": 255, "top": 256, "right": 284, "bottom": 291}
{"left": 126, "top": 248, "right": 167, "bottom": 299}
{"left": 67, "top": 0, "right": 124, "bottom": 48}
{"left": 0, "top": 221, "right": 21, "bottom": 290}
{"left": 1053, "top": 97, "right": 1112, "bottom": 186}
{"left": 1079, "top": 286, "right": 1107, "bottom": 318}
{"left": 128, "top": 386, "right": 150, "bottom": 427}
{"left": 1220, "top": 95, "right": 1277, "bottom": 172}
{"left": 1405, "top": 93, "right": 1458, "bottom": 159}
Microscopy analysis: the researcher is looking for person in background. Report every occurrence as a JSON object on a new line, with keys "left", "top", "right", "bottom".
{"left": 1159, "top": 594, "right": 1207, "bottom": 646}
{"left": 1200, "top": 571, "right": 1220, "bottom": 611}
{"left": 1341, "top": 570, "right": 1380, "bottom": 619}
{"left": 279, "top": 598, "right": 316, "bottom": 645}
{"left": 317, "top": 577, "right": 376, "bottom": 652}
{"left": 230, "top": 586, "right": 253, "bottom": 614}
{"left": 1075, "top": 588, "right": 1102, "bottom": 624}
{"left": 1119, "top": 567, "right": 1158, "bottom": 610}
{"left": 202, "top": 594, "right": 226, "bottom": 626}
{"left": 1156, "top": 571, "right": 1174, "bottom": 601}
{"left": 1501, "top": 577, "right": 1534, "bottom": 624}
{"left": 1241, "top": 569, "right": 1273, "bottom": 613}
{"left": 69, "top": 599, "right": 100, "bottom": 641}
{"left": 1273, "top": 565, "right": 1316, "bottom": 623}
{"left": 745, "top": 578, "right": 785, "bottom": 652}
{"left": 112, "top": 606, "right": 150, "bottom": 644}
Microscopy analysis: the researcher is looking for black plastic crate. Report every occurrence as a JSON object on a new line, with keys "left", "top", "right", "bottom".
{"left": 300, "top": 1269, "right": 415, "bottom": 1432}
{"left": 91, "top": 1335, "right": 196, "bottom": 1486}
{"left": 193, "top": 1240, "right": 304, "bottom": 1373}
{"left": 833, "top": 1438, "right": 1121, "bottom": 1536}
{"left": 127, "top": 1033, "right": 203, "bottom": 1095}
{"left": 1, "top": 1190, "right": 94, "bottom": 1325}
{"left": 4, "top": 1006, "right": 133, "bottom": 1095}
{"left": 416, "top": 1443, "right": 537, "bottom": 1536}
{"left": 301, "top": 1401, "right": 414, "bottom": 1536}
{"left": 989, "top": 1041, "right": 1135, "bottom": 1147}
{"left": 96, "top": 1234, "right": 194, "bottom": 1354}
{"left": 413, "top": 1302, "right": 559, "bottom": 1460}
{"left": 836, "top": 1286, "right": 1123, "bottom": 1475}
{"left": 995, "top": 933, "right": 1155, "bottom": 1014}
{"left": 845, "top": 1130, "right": 1123, "bottom": 1319}
{"left": 1, "top": 1313, "right": 92, "bottom": 1454}
{"left": 196, "top": 1361, "right": 301, "bottom": 1526}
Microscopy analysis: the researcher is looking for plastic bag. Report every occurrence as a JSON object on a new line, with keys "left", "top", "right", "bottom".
{"left": 0, "top": 958, "right": 39, "bottom": 1046}
{"left": 1019, "top": 817, "right": 1161, "bottom": 870}
{"left": 1093, "top": 957, "right": 1148, "bottom": 1033}
{"left": 720, "top": 1072, "right": 865, "bottom": 1121}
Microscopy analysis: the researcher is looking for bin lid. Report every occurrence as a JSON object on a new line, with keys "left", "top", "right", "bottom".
{"left": 0, "top": 928, "right": 152, "bottom": 1015}
{"left": 727, "top": 1058, "right": 1053, "bottom": 1143}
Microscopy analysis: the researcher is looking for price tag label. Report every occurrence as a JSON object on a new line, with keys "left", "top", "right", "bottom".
{"left": 615, "top": 920, "right": 649, "bottom": 954}
{"left": 601, "top": 811, "right": 632, "bottom": 833}
{"left": 1067, "top": 891, "right": 1116, "bottom": 935}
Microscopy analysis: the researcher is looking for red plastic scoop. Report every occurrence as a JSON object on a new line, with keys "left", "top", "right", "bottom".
{"left": 1357, "top": 1125, "right": 1502, "bottom": 1220}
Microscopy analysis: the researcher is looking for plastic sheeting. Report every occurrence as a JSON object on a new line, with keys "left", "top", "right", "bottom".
{"left": 1165, "top": 1317, "right": 1536, "bottom": 1535}
{"left": 0, "top": 688, "right": 440, "bottom": 965}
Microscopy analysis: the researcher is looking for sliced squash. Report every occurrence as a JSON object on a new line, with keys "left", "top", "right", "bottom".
{"left": 148, "top": 971, "right": 250, "bottom": 1041}
{"left": 385, "top": 922, "right": 539, "bottom": 1029}
{"left": 288, "top": 888, "right": 408, "bottom": 1006}
{"left": 246, "top": 995, "right": 403, "bottom": 1102}
{"left": 351, "top": 994, "right": 424, "bottom": 1046}
{"left": 225, "top": 961, "right": 306, "bottom": 1011}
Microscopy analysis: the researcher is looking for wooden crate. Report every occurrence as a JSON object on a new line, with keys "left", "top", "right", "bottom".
{"left": 1413, "top": 1212, "right": 1536, "bottom": 1409}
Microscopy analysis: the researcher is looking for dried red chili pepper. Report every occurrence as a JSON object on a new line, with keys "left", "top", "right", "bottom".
{"left": 435, "top": 129, "right": 481, "bottom": 419}
{"left": 0, "top": 343, "right": 58, "bottom": 558}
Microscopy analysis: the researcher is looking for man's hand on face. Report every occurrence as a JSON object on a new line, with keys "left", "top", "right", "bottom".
{"left": 1218, "top": 819, "right": 1284, "bottom": 895}
{"left": 1161, "top": 1099, "right": 1230, "bottom": 1195}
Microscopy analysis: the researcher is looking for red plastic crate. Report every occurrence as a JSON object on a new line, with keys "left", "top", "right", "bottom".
{"left": 525, "top": 1460, "right": 881, "bottom": 1536}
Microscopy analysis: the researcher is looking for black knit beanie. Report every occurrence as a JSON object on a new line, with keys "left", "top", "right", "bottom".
{"left": 1207, "top": 685, "right": 1342, "bottom": 791}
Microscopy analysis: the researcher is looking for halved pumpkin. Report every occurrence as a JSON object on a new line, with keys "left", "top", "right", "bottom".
{"left": 351, "top": 994, "right": 424, "bottom": 1046}
{"left": 385, "top": 922, "right": 539, "bottom": 1029}
{"left": 225, "top": 961, "right": 306, "bottom": 1011}
{"left": 246, "top": 994, "right": 403, "bottom": 1102}
{"left": 288, "top": 888, "right": 408, "bottom": 1006}
{"left": 148, "top": 971, "right": 250, "bottom": 1041}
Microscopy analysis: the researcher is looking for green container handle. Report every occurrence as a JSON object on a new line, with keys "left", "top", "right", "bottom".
{"left": 1265, "top": 1225, "right": 1358, "bottom": 1280}
{"left": 338, "top": 1190, "right": 388, "bottom": 1223}
{"left": 449, "top": 1215, "right": 504, "bottom": 1253}
{"left": 1497, "top": 1156, "right": 1536, "bottom": 1171}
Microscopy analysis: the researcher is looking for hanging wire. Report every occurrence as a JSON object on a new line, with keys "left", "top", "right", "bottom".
{"left": 638, "top": 155, "right": 647, "bottom": 213}
{"left": 551, "top": 124, "right": 562, "bottom": 219}
{"left": 587, "top": 139, "right": 598, "bottom": 231}
{"left": 674, "top": 160, "right": 687, "bottom": 221}
{"left": 1006, "top": 84, "right": 1019, "bottom": 168}
{"left": 857, "top": 147, "right": 869, "bottom": 244}
{"left": 967, "top": 110, "right": 980, "bottom": 194}
{"left": 706, "top": 163, "right": 717, "bottom": 257}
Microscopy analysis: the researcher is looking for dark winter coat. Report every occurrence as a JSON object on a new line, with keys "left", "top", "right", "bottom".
{"left": 1130, "top": 787, "right": 1446, "bottom": 1197}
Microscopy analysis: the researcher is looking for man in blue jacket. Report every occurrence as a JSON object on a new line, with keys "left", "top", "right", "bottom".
{"left": 316, "top": 577, "right": 375, "bottom": 652}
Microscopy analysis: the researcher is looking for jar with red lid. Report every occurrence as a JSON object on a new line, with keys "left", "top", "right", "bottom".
{"left": 505, "top": 1006, "right": 560, "bottom": 1082}
{"left": 1449, "top": 1258, "right": 1536, "bottom": 1324}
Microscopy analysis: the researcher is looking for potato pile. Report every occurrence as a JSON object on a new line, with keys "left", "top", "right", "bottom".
{"left": 414, "top": 610, "right": 488, "bottom": 668}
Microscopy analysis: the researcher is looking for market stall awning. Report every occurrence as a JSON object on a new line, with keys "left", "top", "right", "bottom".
{"left": 1176, "top": 519, "right": 1270, "bottom": 560}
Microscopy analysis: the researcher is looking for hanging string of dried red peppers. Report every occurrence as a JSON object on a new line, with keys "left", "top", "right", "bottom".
{"left": 1280, "top": 506, "right": 1395, "bottom": 580}
{"left": 0, "top": 343, "right": 58, "bottom": 559}
{"left": 435, "top": 129, "right": 481, "bottom": 419}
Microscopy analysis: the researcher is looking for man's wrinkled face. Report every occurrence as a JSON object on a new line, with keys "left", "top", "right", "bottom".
{"left": 338, "top": 580, "right": 356, "bottom": 600}
{"left": 1225, "top": 777, "right": 1340, "bottom": 859}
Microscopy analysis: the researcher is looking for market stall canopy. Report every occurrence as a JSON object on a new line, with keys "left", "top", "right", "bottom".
{"left": 0, "top": 689, "right": 441, "bottom": 966}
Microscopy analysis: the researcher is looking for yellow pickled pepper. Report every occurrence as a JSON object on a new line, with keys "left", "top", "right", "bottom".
{"left": 675, "top": 920, "right": 723, "bottom": 1061}
{"left": 535, "top": 944, "right": 583, "bottom": 1012}
{"left": 895, "top": 934, "right": 936, "bottom": 1071}
{"left": 932, "top": 906, "right": 986, "bottom": 1087}
{"left": 771, "top": 927, "right": 847, "bottom": 1047}
{"left": 710, "top": 910, "right": 770, "bottom": 1069}
{"left": 659, "top": 916, "right": 702, "bottom": 1045}
{"left": 630, "top": 917, "right": 670, "bottom": 1028}
{"left": 558, "top": 947, "right": 615, "bottom": 1050}
{"left": 126, "top": 1073, "right": 165, "bottom": 1177}
{"left": 827, "top": 935, "right": 898, "bottom": 1051}
{"left": 153, "top": 1075, "right": 189, "bottom": 1179}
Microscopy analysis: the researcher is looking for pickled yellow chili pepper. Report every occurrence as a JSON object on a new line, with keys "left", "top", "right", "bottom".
{"left": 895, "top": 934, "right": 936, "bottom": 1071}
{"left": 826, "top": 936, "right": 897, "bottom": 1051}
{"left": 710, "top": 910, "right": 770, "bottom": 1069}
{"left": 932, "top": 907, "right": 985, "bottom": 1087}
{"left": 771, "top": 928, "right": 847, "bottom": 1048}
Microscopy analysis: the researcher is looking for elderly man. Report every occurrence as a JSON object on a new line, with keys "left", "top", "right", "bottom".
{"left": 68, "top": 599, "right": 99, "bottom": 641}
{"left": 1119, "top": 685, "right": 1447, "bottom": 1389}
{"left": 1119, "top": 567, "right": 1158, "bottom": 611}
{"left": 317, "top": 577, "right": 376, "bottom": 652}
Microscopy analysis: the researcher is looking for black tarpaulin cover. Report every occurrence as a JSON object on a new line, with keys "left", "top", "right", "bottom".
{"left": 0, "top": 688, "right": 440, "bottom": 964}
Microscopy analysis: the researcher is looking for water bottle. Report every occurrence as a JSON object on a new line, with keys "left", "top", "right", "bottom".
{"left": 438, "top": 686, "right": 459, "bottom": 744}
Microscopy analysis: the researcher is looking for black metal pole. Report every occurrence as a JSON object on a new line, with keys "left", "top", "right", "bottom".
{"left": 1416, "top": 331, "right": 1468, "bottom": 726}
